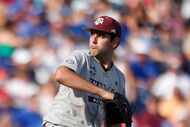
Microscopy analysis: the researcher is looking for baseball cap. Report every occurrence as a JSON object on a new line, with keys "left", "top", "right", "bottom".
{"left": 86, "top": 16, "right": 121, "bottom": 38}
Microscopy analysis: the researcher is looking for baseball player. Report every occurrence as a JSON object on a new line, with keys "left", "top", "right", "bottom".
{"left": 43, "top": 16, "right": 132, "bottom": 127}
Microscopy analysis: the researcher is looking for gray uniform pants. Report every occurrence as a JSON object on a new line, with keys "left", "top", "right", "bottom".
{"left": 43, "top": 121, "right": 98, "bottom": 127}
{"left": 43, "top": 121, "right": 68, "bottom": 127}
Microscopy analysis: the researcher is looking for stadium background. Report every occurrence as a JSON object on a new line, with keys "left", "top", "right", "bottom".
{"left": 0, "top": 0, "right": 190, "bottom": 127}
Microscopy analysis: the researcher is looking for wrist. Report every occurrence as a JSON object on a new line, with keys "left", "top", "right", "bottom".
{"left": 100, "top": 89, "right": 114, "bottom": 100}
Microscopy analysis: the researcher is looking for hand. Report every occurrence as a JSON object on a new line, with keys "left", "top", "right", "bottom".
{"left": 103, "top": 92, "right": 133, "bottom": 127}
{"left": 100, "top": 90, "right": 114, "bottom": 100}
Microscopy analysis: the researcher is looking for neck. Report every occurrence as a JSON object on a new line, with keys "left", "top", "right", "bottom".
{"left": 95, "top": 53, "right": 113, "bottom": 70}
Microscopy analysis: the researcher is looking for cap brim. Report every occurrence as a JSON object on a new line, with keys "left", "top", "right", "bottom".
{"left": 85, "top": 27, "right": 116, "bottom": 35}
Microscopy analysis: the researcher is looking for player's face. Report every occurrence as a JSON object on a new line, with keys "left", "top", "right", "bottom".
{"left": 89, "top": 30, "right": 114, "bottom": 57}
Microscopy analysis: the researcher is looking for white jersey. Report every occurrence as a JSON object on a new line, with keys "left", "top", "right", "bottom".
{"left": 43, "top": 50, "right": 125, "bottom": 127}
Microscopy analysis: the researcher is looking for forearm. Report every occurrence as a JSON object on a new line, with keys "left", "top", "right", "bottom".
{"left": 54, "top": 66, "right": 114, "bottom": 100}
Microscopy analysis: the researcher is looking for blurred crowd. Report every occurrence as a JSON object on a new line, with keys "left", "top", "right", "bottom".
{"left": 0, "top": 0, "right": 190, "bottom": 127}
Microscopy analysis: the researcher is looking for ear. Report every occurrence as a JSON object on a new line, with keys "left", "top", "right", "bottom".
{"left": 112, "top": 37, "right": 120, "bottom": 49}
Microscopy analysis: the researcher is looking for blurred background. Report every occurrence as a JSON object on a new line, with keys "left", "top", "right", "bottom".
{"left": 0, "top": 0, "right": 190, "bottom": 127}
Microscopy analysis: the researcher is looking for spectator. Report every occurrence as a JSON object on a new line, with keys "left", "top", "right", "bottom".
{"left": 134, "top": 94, "right": 171, "bottom": 127}
{"left": 158, "top": 88, "right": 189, "bottom": 127}
{"left": 152, "top": 52, "right": 190, "bottom": 100}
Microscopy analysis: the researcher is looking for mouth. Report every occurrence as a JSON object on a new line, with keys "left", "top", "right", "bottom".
{"left": 90, "top": 46, "right": 97, "bottom": 49}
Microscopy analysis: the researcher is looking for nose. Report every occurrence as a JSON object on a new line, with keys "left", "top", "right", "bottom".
{"left": 91, "top": 33, "right": 98, "bottom": 44}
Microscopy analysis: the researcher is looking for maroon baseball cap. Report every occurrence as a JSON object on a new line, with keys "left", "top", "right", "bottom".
{"left": 86, "top": 16, "right": 121, "bottom": 38}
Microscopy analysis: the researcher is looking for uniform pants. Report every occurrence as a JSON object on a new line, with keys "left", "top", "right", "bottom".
{"left": 43, "top": 121, "right": 68, "bottom": 127}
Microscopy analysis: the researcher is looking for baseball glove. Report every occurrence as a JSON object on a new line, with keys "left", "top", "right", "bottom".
{"left": 104, "top": 92, "right": 133, "bottom": 127}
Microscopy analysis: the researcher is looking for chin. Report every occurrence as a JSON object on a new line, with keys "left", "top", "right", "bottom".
{"left": 90, "top": 49, "right": 99, "bottom": 56}
{"left": 90, "top": 51, "right": 98, "bottom": 57}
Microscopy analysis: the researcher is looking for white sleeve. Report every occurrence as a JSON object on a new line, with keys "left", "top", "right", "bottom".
{"left": 62, "top": 51, "right": 85, "bottom": 74}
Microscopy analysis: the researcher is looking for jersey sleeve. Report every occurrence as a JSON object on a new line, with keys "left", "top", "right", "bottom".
{"left": 61, "top": 50, "right": 86, "bottom": 74}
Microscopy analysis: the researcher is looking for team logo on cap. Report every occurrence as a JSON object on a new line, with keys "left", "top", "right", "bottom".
{"left": 94, "top": 17, "right": 104, "bottom": 25}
